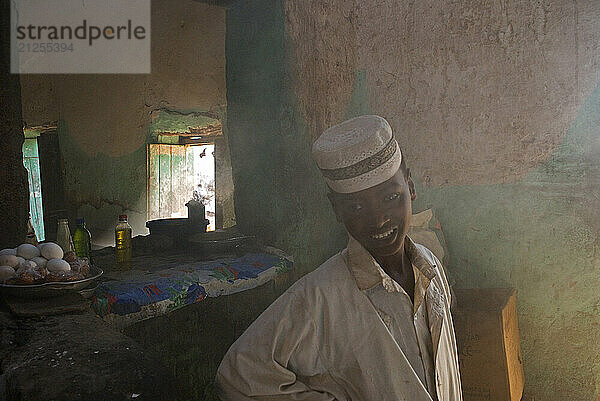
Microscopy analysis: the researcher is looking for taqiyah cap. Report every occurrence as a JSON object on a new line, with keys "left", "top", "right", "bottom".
{"left": 312, "top": 115, "right": 402, "bottom": 193}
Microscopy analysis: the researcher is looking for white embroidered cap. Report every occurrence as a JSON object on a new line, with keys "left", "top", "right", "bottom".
{"left": 312, "top": 115, "right": 402, "bottom": 193}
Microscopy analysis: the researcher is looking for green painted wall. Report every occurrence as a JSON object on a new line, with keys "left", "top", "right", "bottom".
{"left": 413, "top": 84, "right": 600, "bottom": 400}
{"left": 149, "top": 110, "right": 221, "bottom": 138}
{"left": 225, "top": 1, "right": 600, "bottom": 400}
{"left": 56, "top": 120, "right": 148, "bottom": 246}
{"left": 226, "top": 0, "right": 347, "bottom": 280}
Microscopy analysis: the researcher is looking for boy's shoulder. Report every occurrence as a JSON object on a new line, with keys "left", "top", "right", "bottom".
{"left": 283, "top": 249, "right": 355, "bottom": 302}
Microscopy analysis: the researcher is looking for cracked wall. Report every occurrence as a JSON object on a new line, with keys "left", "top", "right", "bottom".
{"left": 19, "top": 0, "right": 226, "bottom": 246}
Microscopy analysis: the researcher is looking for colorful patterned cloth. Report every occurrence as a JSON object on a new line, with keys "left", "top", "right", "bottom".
{"left": 92, "top": 251, "right": 292, "bottom": 328}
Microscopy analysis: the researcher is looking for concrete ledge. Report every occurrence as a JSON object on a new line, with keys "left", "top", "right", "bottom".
{"left": 0, "top": 311, "right": 178, "bottom": 401}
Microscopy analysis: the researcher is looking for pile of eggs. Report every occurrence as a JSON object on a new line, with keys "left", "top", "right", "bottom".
{"left": 0, "top": 242, "right": 71, "bottom": 282}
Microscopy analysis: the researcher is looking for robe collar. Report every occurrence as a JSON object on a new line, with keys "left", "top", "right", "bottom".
{"left": 345, "top": 235, "right": 438, "bottom": 313}
{"left": 345, "top": 234, "right": 448, "bottom": 364}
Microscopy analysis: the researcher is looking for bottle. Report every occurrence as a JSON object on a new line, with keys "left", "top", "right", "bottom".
{"left": 73, "top": 218, "right": 92, "bottom": 261}
{"left": 25, "top": 213, "right": 38, "bottom": 246}
{"left": 56, "top": 218, "right": 74, "bottom": 254}
{"left": 115, "top": 214, "right": 132, "bottom": 267}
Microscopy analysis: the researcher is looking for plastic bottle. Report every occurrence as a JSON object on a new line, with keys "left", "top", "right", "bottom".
{"left": 73, "top": 218, "right": 92, "bottom": 260}
{"left": 115, "top": 214, "right": 132, "bottom": 267}
{"left": 56, "top": 218, "right": 74, "bottom": 254}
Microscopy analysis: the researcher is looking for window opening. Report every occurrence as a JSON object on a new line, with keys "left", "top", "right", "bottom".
{"left": 148, "top": 143, "right": 215, "bottom": 231}
{"left": 192, "top": 144, "right": 215, "bottom": 231}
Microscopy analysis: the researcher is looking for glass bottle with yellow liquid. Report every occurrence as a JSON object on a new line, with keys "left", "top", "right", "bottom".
{"left": 73, "top": 218, "right": 92, "bottom": 262}
{"left": 115, "top": 214, "right": 132, "bottom": 268}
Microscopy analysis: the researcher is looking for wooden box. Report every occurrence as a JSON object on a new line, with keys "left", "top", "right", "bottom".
{"left": 453, "top": 288, "right": 524, "bottom": 401}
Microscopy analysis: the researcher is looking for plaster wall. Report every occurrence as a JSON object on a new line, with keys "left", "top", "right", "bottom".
{"left": 287, "top": 0, "right": 600, "bottom": 187}
{"left": 19, "top": 0, "right": 227, "bottom": 246}
{"left": 0, "top": 0, "right": 29, "bottom": 248}
{"left": 225, "top": 1, "right": 600, "bottom": 400}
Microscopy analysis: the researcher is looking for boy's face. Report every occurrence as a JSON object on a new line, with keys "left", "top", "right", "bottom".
{"left": 328, "top": 167, "right": 416, "bottom": 259}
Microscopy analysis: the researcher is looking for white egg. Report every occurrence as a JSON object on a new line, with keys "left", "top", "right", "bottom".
{"left": 0, "top": 266, "right": 15, "bottom": 281}
{"left": 46, "top": 258, "right": 71, "bottom": 273}
{"left": 31, "top": 256, "right": 47, "bottom": 268}
{"left": 17, "top": 243, "right": 41, "bottom": 259}
{"left": 0, "top": 255, "right": 19, "bottom": 268}
{"left": 40, "top": 242, "right": 64, "bottom": 260}
{"left": 0, "top": 248, "right": 17, "bottom": 256}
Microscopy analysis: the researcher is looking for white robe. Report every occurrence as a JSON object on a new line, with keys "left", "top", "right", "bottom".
{"left": 216, "top": 236, "right": 463, "bottom": 401}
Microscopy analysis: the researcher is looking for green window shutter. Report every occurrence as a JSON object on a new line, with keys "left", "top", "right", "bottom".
{"left": 148, "top": 144, "right": 191, "bottom": 220}
{"left": 22, "top": 138, "right": 45, "bottom": 241}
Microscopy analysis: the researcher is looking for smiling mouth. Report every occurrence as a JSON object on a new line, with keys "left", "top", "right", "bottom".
{"left": 371, "top": 227, "right": 397, "bottom": 240}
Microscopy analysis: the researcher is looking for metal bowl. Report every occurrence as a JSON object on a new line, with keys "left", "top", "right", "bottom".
{"left": 187, "top": 233, "right": 256, "bottom": 255}
{"left": 0, "top": 266, "right": 103, "bottom": 299}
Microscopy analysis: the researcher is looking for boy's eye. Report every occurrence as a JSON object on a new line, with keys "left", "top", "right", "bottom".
{"left": 386, "top": 193, "right": 400, "bottom": 201}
